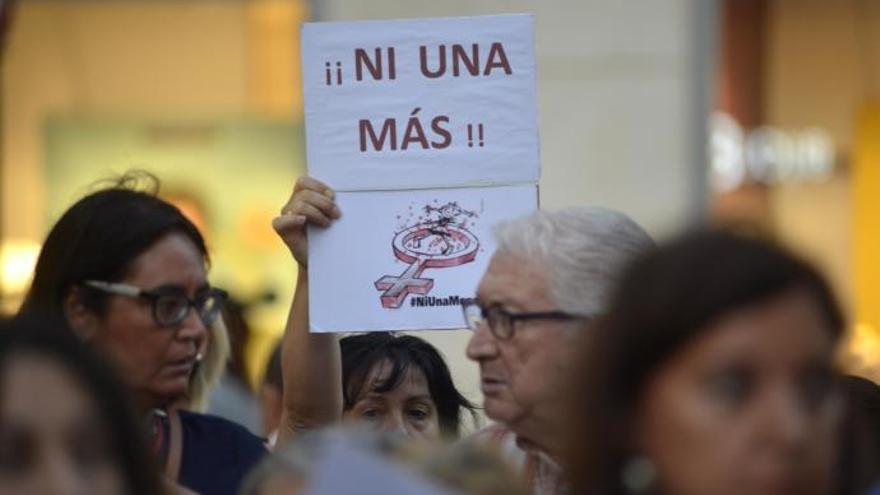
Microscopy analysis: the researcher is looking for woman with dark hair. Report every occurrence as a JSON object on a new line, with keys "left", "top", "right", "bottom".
{"left": 568, "top": 230, "right": 845, "bottom": 495}
{"left": 19, "top": 172, "right": 266, "bottom": 495}
{"left": 272, "top": 176, "right": 477, "bottom": 444}
{"left": 340, "top": 333, "right": 475, "bottom": 437}
{"left": 0, "top": 315, "right": 160, "bottom": 495}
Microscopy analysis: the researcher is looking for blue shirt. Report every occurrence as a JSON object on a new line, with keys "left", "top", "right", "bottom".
{"left": 177, "top": 410, "right": 267, "bottom": 495}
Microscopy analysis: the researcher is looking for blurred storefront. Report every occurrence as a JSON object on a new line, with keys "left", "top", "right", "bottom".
{"left": 711, "top": 0, "right": 880, "bottom": 375}
{"left": 1, "top": 0, "right": 310, "bottom": 385}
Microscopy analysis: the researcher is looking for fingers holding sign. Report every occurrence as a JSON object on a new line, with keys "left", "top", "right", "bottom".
{"left": 273, "top": 176, "right": 341, "bottom": 267}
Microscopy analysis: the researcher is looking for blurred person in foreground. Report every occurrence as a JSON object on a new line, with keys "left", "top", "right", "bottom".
{"left": 0, "top": 315, "right": 161, "bottom": 495}
{"left": 568, "top": 230, "right": 844, "bottom": 495}
{"left": 271, "top": 177, "right": 477, "bottom": 444}
{"left": 241, "top": 426, "right": 528, "bottom": 495}
{"left": 462, "top": 207, "right": 654, "bottom": 494}
{"left": 19, "top": 172, "right": 267, "bottom": 495}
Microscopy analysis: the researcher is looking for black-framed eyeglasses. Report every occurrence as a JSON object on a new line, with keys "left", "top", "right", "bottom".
{"left": 83, "top": 280, "right": 227, "bottom": 328}
{"left": 461, "top": 299, "right": 581, "bottom": 340}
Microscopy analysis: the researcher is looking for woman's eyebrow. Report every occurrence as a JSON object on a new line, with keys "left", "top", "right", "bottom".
{"left": 150, "top": 282, "right": 211, "bottom": 294}
{"left": 150, "top": 283, "right": 188, "bottom": 294}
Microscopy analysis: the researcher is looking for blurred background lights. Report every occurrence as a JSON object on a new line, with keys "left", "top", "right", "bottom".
{"left": 0, "top": 239, "right": 40, "bottom": 313}
{"left": 710, "top": 111, "right": 836, "bottom": 192}
{"left": 841, "top": 323, "right": 880, "bottom": 382}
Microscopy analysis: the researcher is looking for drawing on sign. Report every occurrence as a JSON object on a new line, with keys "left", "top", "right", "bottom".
{"left": 374, "top": 201, "right": 480, "bottom": 309}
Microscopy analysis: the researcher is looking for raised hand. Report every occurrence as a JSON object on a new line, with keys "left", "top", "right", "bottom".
{"left": 272, "top": 176, "right": 341, "bottom": 267}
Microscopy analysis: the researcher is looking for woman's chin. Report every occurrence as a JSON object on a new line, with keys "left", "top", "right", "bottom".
{"left": 147, "top": 380, "right": 191, "bottom": 407}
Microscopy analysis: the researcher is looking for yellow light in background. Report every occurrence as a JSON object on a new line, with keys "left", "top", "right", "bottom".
{"left": 845, "top": 323, "right": 880, "bottom": 362}
{"left": 247, "top": 0, "right": 309, "bottom": 118}
{"left": 852, "top": 105, "right": 880, "bottom": 364}
{"left": 0, "top": 239, "right": 40, "bottom": 314}
{"left": 841, "top": 323, "right": 880, "bottom": 380}
{"left": 243, "top": 0, "right": 310, "bottom": 384}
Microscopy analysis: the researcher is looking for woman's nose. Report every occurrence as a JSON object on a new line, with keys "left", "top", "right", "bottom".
{"left": 176, "top": 309, "right": 208, "bottom": 341}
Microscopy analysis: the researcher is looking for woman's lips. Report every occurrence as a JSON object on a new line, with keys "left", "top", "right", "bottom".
{"left": 165, "top": 357, "right": 197, "bottom": 376}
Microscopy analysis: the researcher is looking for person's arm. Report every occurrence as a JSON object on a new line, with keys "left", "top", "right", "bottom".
{"left": 272, "top": 177, "right": 343, "bottom": 446}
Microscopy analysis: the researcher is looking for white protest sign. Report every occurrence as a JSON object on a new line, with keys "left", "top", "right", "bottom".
{"left": 309, "top": 185, "right": 536, "bottom": 332}
{"left": 303, "top": 15, "right": 540, "bottom": 332}
{"left": 302, "top": 14, "right": 539, "bottom": 190}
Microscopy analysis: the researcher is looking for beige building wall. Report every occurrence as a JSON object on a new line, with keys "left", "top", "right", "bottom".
{"left": 317, "top": 0, "right": 713, "bottom": 234}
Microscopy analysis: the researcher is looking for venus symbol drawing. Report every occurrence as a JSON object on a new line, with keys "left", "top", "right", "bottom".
{"left": 374, "top": 201, "right": 480, "bottom": 308}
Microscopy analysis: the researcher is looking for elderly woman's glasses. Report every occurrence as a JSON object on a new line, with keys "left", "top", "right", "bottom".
{"left": 461, "top": 299, "right": 579, "bottom": 340}
{"left": 83, "top": 280, "right": 227, "bottom": 328}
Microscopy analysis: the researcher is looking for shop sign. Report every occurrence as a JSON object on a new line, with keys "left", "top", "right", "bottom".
{"left": 710, "top": 112, "right": 835, "bottom": 191}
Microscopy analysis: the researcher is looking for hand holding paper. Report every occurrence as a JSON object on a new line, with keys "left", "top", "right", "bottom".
{"left": 274, "top": 175, "right": 344, "bottom": 445}
{"left": 273, "top": 176, "right": 341, "bottom": 267}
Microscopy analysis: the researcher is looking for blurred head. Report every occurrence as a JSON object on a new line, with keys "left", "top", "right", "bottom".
{"left": 571, "top": 230, "right": 844, "bottom": 495}
{"left": 419, "top": 441, "right": 529, "bottom": 495}
{"left": 240, "top": 427, "right": 415, "bottom": 495}
{"left": 242, "top": 427, "right": 527, "bottom": 495}
{"left": 465, "top": 207, "right": 653, "bottom": 452}
{"left": 218, "top": 296, "right": 253, "bottom": 385}
{"left": 0, "top": 315, "right": 159, "bottom": 495}
{"left": 340, "top": 333, "right": 477, "bottom": 441}
{"left": 20, "top": 172, "right": 223, "bottom": 411}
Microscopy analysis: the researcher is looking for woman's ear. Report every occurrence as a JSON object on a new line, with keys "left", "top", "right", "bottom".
{"left": 63, "top": 286, "right": 100, "bottom": 341}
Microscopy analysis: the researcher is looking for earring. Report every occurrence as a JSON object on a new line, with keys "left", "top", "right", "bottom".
{"left": 621, "top": 455, "right": 656, "bottom": 493}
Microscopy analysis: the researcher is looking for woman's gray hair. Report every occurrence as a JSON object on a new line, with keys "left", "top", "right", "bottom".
{"left": 493, "top": 207, "right": 654, "bottom": 316}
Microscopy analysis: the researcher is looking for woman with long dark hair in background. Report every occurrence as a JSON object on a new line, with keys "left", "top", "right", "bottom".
{"left": 20, "top": 172, "right": 266, "bottom": 495}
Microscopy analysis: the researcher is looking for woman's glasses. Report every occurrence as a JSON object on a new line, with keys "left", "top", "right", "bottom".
{"left": 83, "top": 280, "right": 227, "bottom": 328}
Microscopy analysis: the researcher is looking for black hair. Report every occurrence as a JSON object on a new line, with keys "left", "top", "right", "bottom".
{"left": 0, "top": 314, "right": 160, "bottom": 495}
{"left": 221, "top": 297, "right": 253, "bottom": 387}
{"left": 340, "top": 332, "right": 478, "bottom": 438}
{"left": 570, "top": 229, "right": 844, "bottom": 495}
{"left": 20, "top": 171, "right": 208, "bottom": 319}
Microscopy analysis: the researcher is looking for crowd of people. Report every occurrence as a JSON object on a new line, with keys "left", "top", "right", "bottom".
{"left": 1, "top": 170, "right": 877, "bottom": 495}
